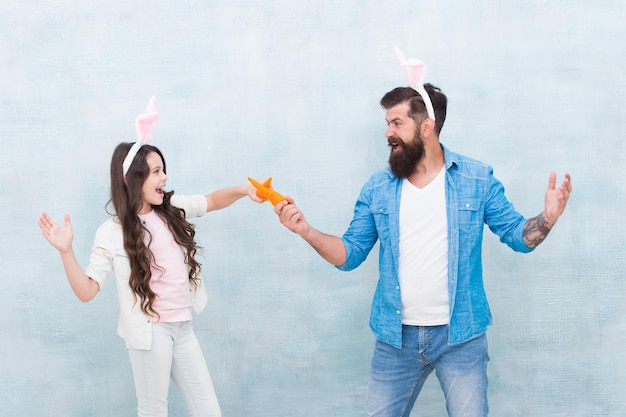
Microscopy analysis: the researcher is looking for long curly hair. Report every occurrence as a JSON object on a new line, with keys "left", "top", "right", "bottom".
{"left": 107, "top": 142, "right": 201, "bottom": 318}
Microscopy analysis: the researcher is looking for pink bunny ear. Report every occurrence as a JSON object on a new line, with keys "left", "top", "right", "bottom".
{"left": 393, "top": 46, "right": 435, "bottom": 121}
{"left": 135, "top": 96, "right": 160, "bottom": 144}
{"left": 393, "top": 46, "right": 407, "bottom": 64}
{"left": 394, "top": 46, "right": 426, "bottom": 89}
{"left": 123, "top": 96, "right": 160, "bottom": 175}
{"left": 404, "top": 61, "right": 426, "bottom": 87}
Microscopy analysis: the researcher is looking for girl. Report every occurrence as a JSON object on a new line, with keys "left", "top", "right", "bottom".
{"left": 38, "top": 103, "right": 262, "bottom": 416}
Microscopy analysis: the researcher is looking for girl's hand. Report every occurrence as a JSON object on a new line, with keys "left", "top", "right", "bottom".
{"left": 38, "top": 212, "right": 74, "bottom": 253}
{"left": 246, "top": 185, "right": 266, "bottom": 203}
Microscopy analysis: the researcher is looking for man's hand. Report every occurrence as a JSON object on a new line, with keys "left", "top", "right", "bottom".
{"left": 523, "top": 172, "right": 572, "bottom": 248}
{"left": 274, "top": 196, "right": 310, "bottom": 236}
{"left": 544, "top": 172, "right": 572, "bottom": 225}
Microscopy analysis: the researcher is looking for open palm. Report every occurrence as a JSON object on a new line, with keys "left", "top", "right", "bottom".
{"left": 38, "top": 212, "right": 74, "bottom": 253}
{"left": 543, "top": 172, "right": 572, "bottom": 224}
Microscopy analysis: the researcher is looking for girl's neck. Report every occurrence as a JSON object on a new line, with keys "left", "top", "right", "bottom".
{"left": 138, "top": 205, "right": 153, "bottom": 215}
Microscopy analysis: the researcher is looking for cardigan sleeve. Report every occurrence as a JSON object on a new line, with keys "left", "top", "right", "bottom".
{"left": 170, "top": 194, "right": 208, "bottom": 218}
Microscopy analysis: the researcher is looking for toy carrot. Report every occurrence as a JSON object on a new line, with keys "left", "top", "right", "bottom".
{"left": 247, "top": 177, "right": 287, "bottom": 206}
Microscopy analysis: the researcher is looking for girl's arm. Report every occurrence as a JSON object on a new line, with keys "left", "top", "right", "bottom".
{"left": 205, "top": 185, "right": 263, "bottom": 212}
{"left": 38, "top": 213, "right": 100, "bottom": 302}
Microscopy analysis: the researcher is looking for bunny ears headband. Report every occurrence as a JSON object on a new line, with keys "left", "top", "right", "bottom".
{"left": 393, "top": 46, "right": 435, "bottom": 121}
{"left": 122, "top": 97, "right": 160, "bottom": 176}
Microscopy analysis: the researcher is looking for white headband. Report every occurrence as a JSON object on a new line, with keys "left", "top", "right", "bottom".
{"left": 122, "top": 96, "right": 160, "bottom": 176}
{"left": 393, "top": 46, "right": 436, "bottom": 121}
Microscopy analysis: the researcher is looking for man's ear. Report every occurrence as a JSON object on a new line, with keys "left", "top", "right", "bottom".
{"left": 421, "top": 118, "right": 436, "bottom": 138}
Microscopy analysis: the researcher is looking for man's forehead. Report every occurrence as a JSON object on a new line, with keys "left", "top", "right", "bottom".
{"left": 385, "top": 102, "right": 411, "bottom": 122}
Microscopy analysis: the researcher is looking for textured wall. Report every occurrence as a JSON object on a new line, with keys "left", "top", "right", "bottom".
{"left": 1, "top": 1, "right": 624, "bottom": 416}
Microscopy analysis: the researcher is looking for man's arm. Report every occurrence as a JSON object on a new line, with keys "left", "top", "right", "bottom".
{"left": 274, "top": 197, "right": 347, "bottom": 266}
{"left": 523, "top": 172, "right": 572, "bottom": 248}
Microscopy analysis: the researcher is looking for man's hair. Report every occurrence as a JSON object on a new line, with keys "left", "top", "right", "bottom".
{"left": 380, "top": 84, "right": 447, "bottom": 135}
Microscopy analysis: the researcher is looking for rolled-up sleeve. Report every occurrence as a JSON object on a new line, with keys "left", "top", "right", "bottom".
{"left": 338, "top": 186, "right": 379, "bottom": 271}
{"left": 484, "top": 171, "right": 533, "bottom": 253}
{"left": 84, "top": 223, "right": 114, "bottom": 289}
{"left": 171, "top": 194, "right": 208, "bottom": 218}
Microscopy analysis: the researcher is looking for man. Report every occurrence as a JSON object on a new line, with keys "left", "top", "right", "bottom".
{"left": 274, "top": 83, "right": 572, "bottom": 417}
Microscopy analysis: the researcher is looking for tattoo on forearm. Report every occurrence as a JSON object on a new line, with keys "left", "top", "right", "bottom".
{"left": 523, "top": 213, "right": 552, "bottom": 248}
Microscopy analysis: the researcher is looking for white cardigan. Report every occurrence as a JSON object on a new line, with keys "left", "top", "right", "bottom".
{"left": 85, "top": 195, "right": 209, "bottom": 350}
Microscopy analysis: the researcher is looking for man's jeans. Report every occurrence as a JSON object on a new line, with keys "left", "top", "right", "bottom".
{"left": 366, "top": 325, "right": 489, "bottom": 417}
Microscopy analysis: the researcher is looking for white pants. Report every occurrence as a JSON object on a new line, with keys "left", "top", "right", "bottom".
{"left": 127, "top": 321, "right": 221, "bottom": 417}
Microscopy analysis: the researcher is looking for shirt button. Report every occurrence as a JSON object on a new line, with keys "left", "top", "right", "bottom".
{"left": 465, "top": 203, "right": 470, "bottom": 208}
{"left": 396, "top": 286, "right": 400, "bottom": 290}
{"left": 396, "top": 310, "right": 401, "bottom": 315}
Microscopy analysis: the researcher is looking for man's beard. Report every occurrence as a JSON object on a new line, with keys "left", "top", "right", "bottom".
{"left": 388, "top": 131, "right": 425, "bottom": 178}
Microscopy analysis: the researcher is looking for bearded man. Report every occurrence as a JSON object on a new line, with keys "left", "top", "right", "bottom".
{"left": 273, "top": 84, "right": 572, "bottom": 417}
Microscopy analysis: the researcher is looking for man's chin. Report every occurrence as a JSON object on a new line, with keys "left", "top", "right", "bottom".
{"left": 388, "top": 163, "right": 412, "bottom": 179}
{"left": 389, "top": 156, "right": 422, "bottom": 179}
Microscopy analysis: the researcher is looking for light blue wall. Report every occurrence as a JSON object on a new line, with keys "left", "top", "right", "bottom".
{"left": 1, "top": 1, "right": 624, "bottom": 416}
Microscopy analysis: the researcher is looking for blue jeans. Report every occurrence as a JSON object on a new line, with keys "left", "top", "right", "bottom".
{"left": 366, "top": 325, "right": 489, "bottom": 417}
{"left": 127, "top": 321, "right": 221, "bottom": 417}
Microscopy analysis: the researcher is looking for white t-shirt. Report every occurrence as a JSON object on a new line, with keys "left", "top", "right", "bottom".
{"left": 398, "top": 167, "right": 449, "bottom": 325}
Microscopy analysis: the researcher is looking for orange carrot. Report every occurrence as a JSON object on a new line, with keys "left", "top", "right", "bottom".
{"left": 248, "top": 177, "right": 287, "bottom": 206}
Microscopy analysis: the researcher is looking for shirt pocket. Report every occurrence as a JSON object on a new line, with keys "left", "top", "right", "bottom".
{"left": 114, "top": 249, "right": 131, "bottom": 281}
{"left": 458, "top": 198, "right": 481, "bottom": 233}
{"left": 370, "top": 205, "right": 390, "bottom": 238}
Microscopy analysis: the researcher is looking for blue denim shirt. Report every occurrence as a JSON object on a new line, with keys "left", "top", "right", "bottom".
{"left": 337, "top": 145, "right": 533, "bottom": 348}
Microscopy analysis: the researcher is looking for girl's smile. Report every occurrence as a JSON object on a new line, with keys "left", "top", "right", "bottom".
{"left": 140, "top": 151, "right": 168, "bottom": 214}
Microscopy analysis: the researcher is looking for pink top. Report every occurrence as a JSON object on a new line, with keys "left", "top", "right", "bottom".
{"left": 139, "top": 210, "right": 193, "bottom": 322}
